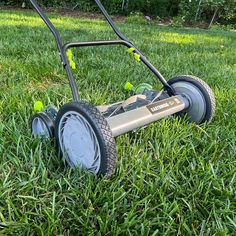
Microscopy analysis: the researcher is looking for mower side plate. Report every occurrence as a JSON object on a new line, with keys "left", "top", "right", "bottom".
{"left": 107, "top": 96, "right": 186, "bottom": 137}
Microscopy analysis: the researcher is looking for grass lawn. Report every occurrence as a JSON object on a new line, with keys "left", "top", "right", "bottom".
{"left": 0, "top": 9, "right": 235, "bottom": 235}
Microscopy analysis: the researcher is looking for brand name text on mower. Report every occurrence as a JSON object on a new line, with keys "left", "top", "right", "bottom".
{"left": 150, "top": 103, "right": 170, "bottom": 112}
{"left": 147, "top": 98, "right": 181, "bottom": 114}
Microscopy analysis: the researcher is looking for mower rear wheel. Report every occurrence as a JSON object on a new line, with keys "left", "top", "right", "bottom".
{"left": 55, "top": 101, "right": 117, "bottom": 176}
{"left": 168, "top": 75, "right": 215, "bottom": 123}
{"left": 31, "top": 112, "right": 55, "bottom": 139}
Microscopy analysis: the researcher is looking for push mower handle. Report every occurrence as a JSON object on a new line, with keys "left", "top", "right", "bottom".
{"left": 94, "top": 0, "right": 130, "bottom": 42}
{"left": 29, "top": 0, "right": 63, "bottom": 49}
{"left": 28, "top": 0, "right": 175, "bottom": 99}
{"left": 29, "top": 0, "right": 80, "bottom": 101}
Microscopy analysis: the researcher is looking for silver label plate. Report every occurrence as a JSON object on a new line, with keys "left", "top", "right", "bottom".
{"left": 147, "top": 97, "right": 182, "bottom": 114}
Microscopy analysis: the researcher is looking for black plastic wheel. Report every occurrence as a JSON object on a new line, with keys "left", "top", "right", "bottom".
{"left": 31, "top": 112, "right": 55, "bottom": 139}
{"left": 55, "top": 101, "right": 117, "bottom": 176}
{"left": 168, "top": 75, "right": 216, "bottom": 123}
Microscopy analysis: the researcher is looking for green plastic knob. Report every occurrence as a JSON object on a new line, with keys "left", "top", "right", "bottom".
{"left": 124, "top": 82, "right": 134, "bottom": 91}
{"left": 34, "top": 101, "right": 44, "bottom": 112}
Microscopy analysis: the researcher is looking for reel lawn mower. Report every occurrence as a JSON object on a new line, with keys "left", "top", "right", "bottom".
{"left": 30, "top": 0, "right": 216, "bottom": 176}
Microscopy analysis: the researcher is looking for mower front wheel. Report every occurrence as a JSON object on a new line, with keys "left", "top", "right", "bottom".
{"left": 55, "top": 101, "right": 117, "bottom": 176}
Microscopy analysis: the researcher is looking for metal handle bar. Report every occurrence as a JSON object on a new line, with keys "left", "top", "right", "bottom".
{"left": 29, "top": 0, "right": 80, "bottom": 101}
{"left": 29, "top": 0, "right": 64, "bottom": 59}
{"left": 94, "top": 0, "right": 174, "bottom": 95}
{"left": 63, "top": 40, "right": 174, "bottom": 94}
{"left": 94, "top": 0, "right": 130, "bottom": 43}
{"left": 29, "top": 0, "right": 175, "bottom": 99}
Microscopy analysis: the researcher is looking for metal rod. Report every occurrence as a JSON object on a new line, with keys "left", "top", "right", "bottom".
{"left": 64, "top": 64, "right": 80, "bottom": 102}
{"left": 64, "top": 39, "right": 175, "bottom": 95}
{"left": 93, "top": 0, "right": 174, "bottom": 95}
{"left": 29, "top": 0, "right": 80, "bottom": 102}
{"left": 29, "top": 0, "right": 63, "bottom": 55}
{"left": 94, "top": 0, "right": 130, "bottom": 42}
{"left": 63, "top": 40, "right": 126, "bottom": 50}
{"left": 29, "top": 0, "right": 175, "bottom": 99}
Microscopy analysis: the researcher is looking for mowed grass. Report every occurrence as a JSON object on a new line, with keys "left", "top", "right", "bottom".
{"left": 0, "top": 9, "right": 236, "bottom": 235}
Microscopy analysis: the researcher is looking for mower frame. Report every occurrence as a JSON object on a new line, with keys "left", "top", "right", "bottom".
{"left": 29, "top": 0, "right": 175, "bottom": 102}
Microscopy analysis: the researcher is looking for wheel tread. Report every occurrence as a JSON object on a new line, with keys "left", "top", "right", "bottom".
{"left": 55, "top": 101, "right": 117, "bottom": 177}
